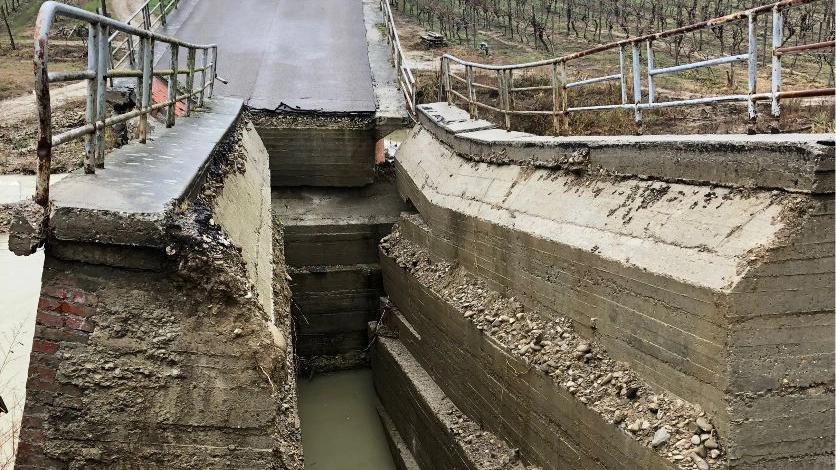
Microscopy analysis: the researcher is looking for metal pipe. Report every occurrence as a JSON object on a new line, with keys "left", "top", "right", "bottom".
{"left": 747, "top": 13, "right": 758, "bottom": 120}
{"left": 771, "top": 6, "right": 782, "bottom": 116}
{"left": 646, "top": 41, "right": 656, "bottom": 104}
{"left": 566, "top": 73, "right": 622, "bottom": 89}
{"left": 138, "top": 37, "right": 153, "bottom": 144}
{"left": 198, "top": 48, "right": 208, "bottom": 107}
{"left": 95, "top": 21, "right": 107, "bottom": 167}
{"left": 649, "top": 53, "right": 749, "bottom": 76}
{"left": 619, "top": 46, "right": 627, "bottom": 104}
{"left": 185, "top": 47, "right": 196, "bottom": 116}
{"left": 167, "top": 45, "right": 178, "bottom": 127}
{"left": 84, "top": 23, "right": 97, "bottom": 174}
{"left": 631, "top": 43, "right": 642, "bottom": 124}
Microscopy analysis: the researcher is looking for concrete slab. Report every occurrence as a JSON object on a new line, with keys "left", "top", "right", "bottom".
{"left": 48, "top": 97, "right": 243, "bottom": 247}
{"left": 363, "top": 0, "right": 411, "bottom": 135}
{"left": 160, "top": 0, "right": 376, "bottom": 114}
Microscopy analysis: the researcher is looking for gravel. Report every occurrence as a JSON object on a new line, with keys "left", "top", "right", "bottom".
{"left": 381, "top": 227, "right": 726, "bottom": 469}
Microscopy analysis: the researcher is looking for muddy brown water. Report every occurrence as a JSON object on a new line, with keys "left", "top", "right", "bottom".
{"left": 0, "top": 234, "right": 44, "bottom": 467}
{"left": 298, "top": 369, "right": 396, "bottom": 470}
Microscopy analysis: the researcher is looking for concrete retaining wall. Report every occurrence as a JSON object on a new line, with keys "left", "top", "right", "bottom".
{"left": 14, "top": 117, "right": 301, "bottom": 469}
{"left": 389, "top": 105, "right": 834, "bottom": 468}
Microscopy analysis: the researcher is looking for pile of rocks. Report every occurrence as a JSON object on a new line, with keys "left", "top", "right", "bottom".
{"left": 382, "top": 228, "right": 726, "bottom": 469}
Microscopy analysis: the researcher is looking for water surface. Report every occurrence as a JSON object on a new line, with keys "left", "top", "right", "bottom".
{"left": 297, "top": 369, "right": 396, "bottom": 470}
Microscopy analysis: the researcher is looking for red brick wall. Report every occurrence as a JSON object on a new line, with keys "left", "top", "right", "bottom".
{"left": 15, "top": 280, "right": 98, "bottom": 469}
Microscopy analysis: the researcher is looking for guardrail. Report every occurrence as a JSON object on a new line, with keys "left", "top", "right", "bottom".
{"left": 107, "top": 0, "right": 183, "bottom": 70}
{"left": 380, "top": 0, "right": 417, "bottom": 120}
{"left": 34, "top": 1, "right": 217, "bottom": 209}
{"left": 440, "top": 0, "right": 834, "bottom": 133}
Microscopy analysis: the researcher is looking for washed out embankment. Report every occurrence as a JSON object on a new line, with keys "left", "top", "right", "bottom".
{"left": 376, "top": 103, "right": 834, "bottom": 469}
{"left": 12, "top": 104, "right": 303, "bottom": 468}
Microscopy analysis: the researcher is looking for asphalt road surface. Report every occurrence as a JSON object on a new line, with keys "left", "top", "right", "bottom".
{"left": 160, "top": 0, "right": 376, "bottom": 113}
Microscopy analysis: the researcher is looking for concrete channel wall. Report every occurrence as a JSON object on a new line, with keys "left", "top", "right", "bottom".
{"left": 382, "top": 103, "right": 834, "bottom": 469}
{"left": 12, "top": 102, "right": 302, "bottom": 469}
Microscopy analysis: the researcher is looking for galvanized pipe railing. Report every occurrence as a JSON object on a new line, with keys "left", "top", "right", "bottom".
{"left": 34, "top": 1, "right": 218, "bottom": 208}
{"left": 107, "top": 0, "right": 182, "bottom": 70}
{"left": 380, "top": 0, "right": 417, "bottom": 120}
{"left": 440, "top": 0, "right": 834, "bottom": 133}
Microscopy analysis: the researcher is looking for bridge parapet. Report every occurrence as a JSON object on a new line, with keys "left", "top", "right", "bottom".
{"left": 438, "top": 0, "right": 834, "bottom": 134}
{"left": 419, "top": 102, "right": 834, "bottom": 194}
{"left": 32, "top": 1, "right": 219, "bottom": 211}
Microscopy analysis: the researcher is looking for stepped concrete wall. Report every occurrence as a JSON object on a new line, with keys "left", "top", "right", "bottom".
{"left": 387, "top": 104, "right": 834, "bottom": 469}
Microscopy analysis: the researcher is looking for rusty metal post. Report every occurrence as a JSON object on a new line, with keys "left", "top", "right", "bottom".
{"left": 134, "top": 36, "right": 144, "bottom": 139}
{"left": 166, "top": 44, "right": 178, "bottom": 127}
{"left": 551, "top": 62, "right": 558, "bottom": 133}
{"left": 631, "top": 42, "right": 642, "bottom": 125}
{"left": 501, "top": 69, "right": 512, "bottom": 129}
{"left": 559, "top": 61, "right": 568, "bottom": 132}
{"left": 94, "top": 21, "right": 107, "bottom": 167}
{"left": 198, "top": 47, "right": 208, "bottom": 107}
{"left": 208, "top": 46, "right": 217, "bottom": 98}
{"left": 465, "top": 65, "right": 475, "bottom": 117}
{"left": 34, "top": 14, "right": 53, "bottom": 209}
{"left": 185, "top": 47, "right": 196, "bottom": 116}
{"left": 771, "top": 6, "right": 783, "bottom": 116}
{"left": 138, "top": 37, "right": 153, "bottom": 143}
{"left": 141, "top": 4, "right": 151, "bottom": 29}
{"left": 747, "top": 13, "right": 758, "bottom": 120}
{"left": 126, "top": 35, "right": 136, "bottom": 68}
{"left": 442, "top": 57, "right": 452, "bottom": 103}
{"left": 619, "top": 46, "right": 628, "bottom": 104}
{"left": 84, "top": 23, "right": 98, "bottom": 173}
{"left": 646, "top": 41, "right": 656, "bottom": 104}
{"left": 159, "top": 0, "right": 167, "bottom": 26}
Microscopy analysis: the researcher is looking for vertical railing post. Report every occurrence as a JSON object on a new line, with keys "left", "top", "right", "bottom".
{"left": 84, "top": 23, "right": 98, "bottom": 173}
{"left": 94, "top": 22, "right": 108, "bottom": 167}
{"left": 631, "top": 42, "right": 642, "bottom": 126}
{"left": 559, "top": 61, "right": 568, "bottom": 132}
{"left": 646, "top": 41, "right": 656, "bottom": 104}
{"left": 619, "top": 46, "right": 628, "bottom": 104}
{"left": 126, "top": 35, "right": 136, "bottom": 68}
{"left": 747, "top": 12, "right": 758, "bottom": 121}
{"left": 134, "top": 36, "right": 144, "bottom": 140}
{"left": 34, "top": 31, "right": 53, "bottom": 209}
{"left": 502, "top": 69, "right": 512, "bottom": 129}
{"left": 551, "top": 62, "right": 558, "bottom": 134}
{"left": 465, "top": 65, "right": 476, "bottom": 117}
{"left": 442, "top": 57, "right": 452, "bottom": 103}
{"left": 159, "top": 0, "right": 167, "bottom": 26}
{"left": 138, "top": 37, "right": 153, "bottom": 143}
{"left": 185, "top": 47, "right": 196, "bottom": 116}
{"left": 142, "top": 5, "right": 151, "bottom": 29}
{"left": 771, "top": 6, "right": 783, "bottom": 117}
{"left": 167, "top": 44, "right": 179, "bottom": 128}
{"left": 198, "top": 48, "right": 208, "bottom": 107}
{"left": 208, "top": 46, "right": 217, "bottom": 98}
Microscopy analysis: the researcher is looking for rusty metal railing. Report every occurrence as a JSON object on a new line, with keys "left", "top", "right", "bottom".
{"left": 34, "top": 1, "right": 218, "bottom": 209}
{"left": 440, "top": 0, "right": 834, "bottom": 133}
{"left": 107, "top": 0, "right": 182, "bottom": 70}
{"left": 380, "top": 0, "right": 417, "bottom": 120}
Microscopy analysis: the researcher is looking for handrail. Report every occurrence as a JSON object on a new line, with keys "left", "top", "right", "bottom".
{"left": 107, "top": 0, "right": 182, "bottom": 69}
{"left": 34, "top": 1, "right": 218, "bottom": 208}
{"left": 440, "top": 0, "right": 834, "bottom": 133}
{"left": 380, "top": 0, "right": 417, "bottom": 120}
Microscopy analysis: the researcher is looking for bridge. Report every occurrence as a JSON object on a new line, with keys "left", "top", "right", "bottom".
{"left": 6, "top": 0, "right": 834, "bottom": 469}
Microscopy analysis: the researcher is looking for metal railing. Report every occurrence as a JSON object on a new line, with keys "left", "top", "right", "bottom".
{"left": 440, "top": 0, "right": 834, "bottom": 133}
{"left": 108, "top": 0, "right": 183, "bottom": 70}
{"left": 380, "top": 0, "right": 417, "bottom": 120}
{"left": 34, "top": 1, "right": 218, "bottom": 208}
